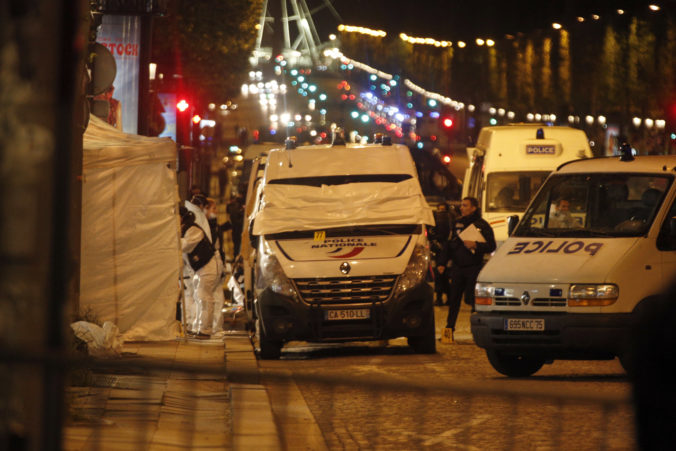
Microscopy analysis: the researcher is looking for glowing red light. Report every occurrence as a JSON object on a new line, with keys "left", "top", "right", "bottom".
{"left": 341, "top": 94, "right": 348, "bottom": 100}
{"left": 442, "top": 118, "right": 453, "bottom": 128}
{"left": 349, "top": 94, "right": 356, "bottom": 100}
{"left": 320, "top": 132, "right": 327, "bottom": 138}
{"left": 192, "top": 115, "right": 201, "bottom": 124}
{"left": 442, "top": 155, "right": 452, "bottom": 164}
{"left": 176, "top": 99, "right": 189, "bottom": 112}
{"left": 430, "top": 135, "right": 437, "bottom": 141}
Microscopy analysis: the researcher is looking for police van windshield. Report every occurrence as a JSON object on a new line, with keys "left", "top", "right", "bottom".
{"left": 514, "top": 173, "right": 672, "bottom": 237}
{"left": 486, "top": 171, "right": 549, "bottom": 212}
{"left": 268, "top": 174, "right": 412, "bottom": 187}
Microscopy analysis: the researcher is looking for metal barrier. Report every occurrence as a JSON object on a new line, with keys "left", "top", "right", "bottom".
{"left": 1, "top": 348, "right": 635, "bottom": 450}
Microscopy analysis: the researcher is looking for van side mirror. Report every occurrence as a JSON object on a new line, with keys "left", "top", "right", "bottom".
{"left": 507, "top": 215, "right": 519, "bottom": 236}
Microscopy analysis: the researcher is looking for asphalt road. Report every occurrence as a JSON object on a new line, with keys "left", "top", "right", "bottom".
{"left": 258, "top": 304, "right": 634, "bottom": 450}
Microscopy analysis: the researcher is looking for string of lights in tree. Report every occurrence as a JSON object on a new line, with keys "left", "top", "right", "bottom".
{"left": 335, "top": 3, "right": 669, "bottom": 130}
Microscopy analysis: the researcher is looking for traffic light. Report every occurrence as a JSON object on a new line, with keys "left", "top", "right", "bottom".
{"left": 176, "top": 99, "right": 191, "bottom": 145}
{"left": 191, "top": 115, "right": 201, "bottom": 146}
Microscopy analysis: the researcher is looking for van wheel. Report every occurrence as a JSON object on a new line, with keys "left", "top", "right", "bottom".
{"left": 486, "top": 350, "right": 544, "bottom": 377}
{"left": 408, "top": 311, "right": 436, "bottom": 354}
{"left": 257, "top": 320, "right": 282, "bottom": 360}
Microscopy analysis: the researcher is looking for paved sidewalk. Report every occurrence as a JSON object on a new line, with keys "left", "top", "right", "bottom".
{"left": 63, "top": 332, "right": 287, "bottom": 450}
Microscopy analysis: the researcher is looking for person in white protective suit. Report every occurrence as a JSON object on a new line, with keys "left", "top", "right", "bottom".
{"left": 182, "top": 194, "right": 212, "bottom": 334}
{"left": 180, "top": 207, "right": 218, "bottom": 338}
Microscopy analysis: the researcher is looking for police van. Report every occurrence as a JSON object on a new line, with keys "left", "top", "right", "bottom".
{"left": 462, "top": 124, "right": 593, "bottom": 245}
{"left": 470, "top": 152, "right": 676, "bottom": 376}
{"left": 244, "top": 135, "right": 436, "bottom": 358}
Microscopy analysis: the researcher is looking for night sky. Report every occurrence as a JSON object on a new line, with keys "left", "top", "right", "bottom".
{"left": 309, "top": 0, "right": 674, "bottom": 41}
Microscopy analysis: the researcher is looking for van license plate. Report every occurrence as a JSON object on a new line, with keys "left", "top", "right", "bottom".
{"left": 504, "top": 319, "right": 545, "bottom": 331}
{"left": 325, "top": 309, "right": 370, "bottom": 321}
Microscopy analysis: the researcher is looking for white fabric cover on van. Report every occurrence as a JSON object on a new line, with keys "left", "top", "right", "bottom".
{"left": 81, "top": 116, "right": 181, "bottom": 341}
{"left": 252, "top": 178, "right": 435, "bottom": 235}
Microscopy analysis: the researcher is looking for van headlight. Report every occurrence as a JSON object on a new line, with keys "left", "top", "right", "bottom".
{"left": 568, "top": 284, "right": 618, "bottom": 306}
{"left": 256, "top": 240, "right": 297, "bottom": 298}
{"left": 394, "top": 245, "right": 430, "bottom": 297}
{"left": 475, "top": 283, "right": 494, "bottom": 305}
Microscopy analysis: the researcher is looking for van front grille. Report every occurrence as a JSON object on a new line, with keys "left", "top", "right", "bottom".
{"left": 294, "top": 276, "right": 397, "bottom": 305}
{"left": 494, "top": 297, "right": 566, "bottom": 307}
{"left": 532, "top": 298, "right": 567, "bottom": 307}
{"left": 495, "top": 297, "right": 520, "bottom": 306}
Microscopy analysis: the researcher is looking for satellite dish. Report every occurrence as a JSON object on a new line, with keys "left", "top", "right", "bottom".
{"left": 91, "top": 43, "right": 117, "bottom": 95}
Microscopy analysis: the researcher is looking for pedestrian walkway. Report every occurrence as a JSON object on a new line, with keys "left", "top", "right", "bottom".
{"left": 63, "top": 332, "right": 285, "bottom": 450}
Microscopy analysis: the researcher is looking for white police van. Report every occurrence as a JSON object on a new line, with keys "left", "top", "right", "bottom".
{"left": 462, "top": 124, "right": 593, "bottom": 245}
{"left": 245, "top": 135, "right": 436, "bottom": 358}
{"left": 471, "top": 152, "right": 676, "bottom": 376}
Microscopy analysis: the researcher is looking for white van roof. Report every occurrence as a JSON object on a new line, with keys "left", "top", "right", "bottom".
{"left": 264, "top": 143, "right": 418, "bottom": 181}
{"left": 556, "top": 155, "right": 676, "bottom": 175}
{"left": 474, "top": 125, "right": 592, "bottom": 171}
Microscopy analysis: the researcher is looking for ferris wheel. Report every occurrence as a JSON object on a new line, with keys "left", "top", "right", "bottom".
{"left": 252, "top": 0, "right": 342, "bottom": 67}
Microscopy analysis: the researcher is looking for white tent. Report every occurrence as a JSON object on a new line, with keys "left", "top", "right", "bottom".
{"left": 81, "top": 116, "right": 181, "bottom": 341}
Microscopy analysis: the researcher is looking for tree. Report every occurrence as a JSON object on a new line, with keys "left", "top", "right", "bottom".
{"left": 151, "top": 0, "right": 261, "bottom": 108}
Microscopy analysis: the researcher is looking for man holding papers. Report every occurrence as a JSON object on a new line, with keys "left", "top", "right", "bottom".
{"left": 437, "top": 197, "right": 496, "bottom": 343}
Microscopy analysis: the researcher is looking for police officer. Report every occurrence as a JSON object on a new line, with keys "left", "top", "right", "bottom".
{"left": 438, "top": 197, "right": 496, "bottom": 343}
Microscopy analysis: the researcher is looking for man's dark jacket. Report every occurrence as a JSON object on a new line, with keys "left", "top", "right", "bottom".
{"left": 440, "top": 209, "right": 496, "bottom": 268}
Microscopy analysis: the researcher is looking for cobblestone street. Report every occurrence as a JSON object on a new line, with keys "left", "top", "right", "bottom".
{"left": 259, "top": 304, "right": 634, "bottom": 450}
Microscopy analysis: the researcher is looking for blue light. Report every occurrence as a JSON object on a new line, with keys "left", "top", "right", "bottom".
{"left": 430, "top": 111, "right": 440, "bottom": 119}
{"left": 270, "top": 129, "right": 277, "bottom": 135}
{"left": 291, "top": 80, "right": 297, "bottom": 86}
{"left": 370, "top": 74, "right": 377, "bottom": 81}
{"left": 319, "top": 93, "right": 327, "bottom": 101}
{"left": 361, "top": 114, "right": 370, "bottom": 123}
{"left": 671, "top": 133, "right": 676, "bottom": 140}
{"left": 489, "top": 118, "right": 498, "bottom": 125}
{"left": 297, "top": 76, "right": 305, "bottom": 82}
{"left": 406, "top": 103, "right": 413, "bottom": 109}
{"left": 415, "top": 111, "right": 423, "bottom": 118}
{"left": 309, "top": 85, "right": 317, "bottom": 92}
{"left": 347, "top": 64, "right": 354, "bottom": 70}
{"left": 320, "top": 108, "right": 327, "bottom": 114}
{"left": 301, "top": 82, "right": 308, "bottom": 89}
{"left": 370, "top": 85, "right": 376, "bottom": 91}
{"left": 290, "top": 69, "right": 298, "bottom": 76}
{"left": 428, "top": 99, "right": 437, "bottom": 107}
{"left": 351, "top": 111, "right": 359, "bottom": 119}
{"left": 416, "top": 142, "right": 424, "bottom": 149}
{"left": 389, "top": 80, "right": 397, "bottom": 86}
{"left": 340, "top": 64, "right": 347, "bottom": 70}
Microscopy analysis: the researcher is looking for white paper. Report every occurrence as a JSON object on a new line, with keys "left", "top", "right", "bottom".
{"left": 458, "top": 224, "right": 486, "bottom": 243}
